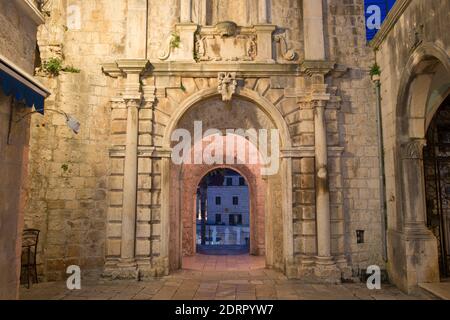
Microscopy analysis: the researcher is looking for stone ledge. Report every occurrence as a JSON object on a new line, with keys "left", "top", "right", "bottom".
{"left": 147, "top": 61, "right": 300, "bottom": 77}
{"left": 419, "top": 282, "right": 450, "bottom": 300}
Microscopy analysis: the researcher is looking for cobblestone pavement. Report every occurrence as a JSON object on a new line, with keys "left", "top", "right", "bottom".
{"left": 20, "top": 268, "right": 435, "bottom": 300}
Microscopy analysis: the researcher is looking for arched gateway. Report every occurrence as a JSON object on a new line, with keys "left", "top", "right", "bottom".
{"left": 166, "top": 93, "right": 292, "bottom": 272}
{"left": 101, "top": 0, "right": 351, "bottom": 282}
{"left": 383, "top": 43, "right": 450, "bottom": 291}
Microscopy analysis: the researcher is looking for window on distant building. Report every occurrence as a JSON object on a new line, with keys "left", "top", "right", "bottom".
{"left": 215, "top": 196, "right": 221, "bottom": 205}
{"left": 233, "top": 196, "right": 239, "bottom": 205}
{"left": 226, "top": 177, "right": 233, "bottom": 186}
{"left": 239, "top": 177, "right": 245, "bottom": 186}
{"left": 229, "top": 214, "right": 243, "bottom": 225}
{"left": 215, "top": 214, "right": 222, "bottom": 224}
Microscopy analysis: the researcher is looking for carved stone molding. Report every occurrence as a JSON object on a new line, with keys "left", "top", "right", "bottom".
{"left": 158, "top": 33, "right": 178, "bottom": 61}
{"left": 299, "top": 60, "right": 335, "bottom": 77}
{"left": 274, "top": 33, "right": 297, "bottom": 61}
{"left": 194, "top": 23, "right": 258, "bottom": 62}
{"left": 400, "top": 139, "right": 427, "bottom": 160}
{"left": 408, "top": 24, "right": 424, "bottom": 53}
{"left": 217, "top": 72, "right": 237, "bottom": 101}
{"left": 124, "top": 97, "right": 141, "bottom": 109}
{"left": 215, "top": 21, "right": 238, "bottom": 37}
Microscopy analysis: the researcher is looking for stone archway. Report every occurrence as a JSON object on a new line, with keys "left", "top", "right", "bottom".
{"left": 161, "top": 93, "right": 293, "bottom": 273}
{"left": 389, "top": 43, "right": 450, "bottom": 291}
{"left": 179, "top": 163, "right": 264, "bottom": 256}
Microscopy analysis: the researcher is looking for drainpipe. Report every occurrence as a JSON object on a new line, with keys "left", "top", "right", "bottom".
{"left": 372, "top": 72, "right": 388, "bottom": 262}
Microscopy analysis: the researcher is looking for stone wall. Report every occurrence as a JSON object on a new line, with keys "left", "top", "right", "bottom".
{"left": 24, "top": 0, "right": 388, "bottom": 281}
{"left": 325, "top": 0, "right": 384, "bottom": 273}
{"left": 24, "top": 0, "right": 127, "bottom": 281}
{"left": 0, "top": 0, "right": 38, "bottom": 73}
{"left": 373, "top": 0, "right": 450, "bottom": 292}
{"left": 0, "top": 0, "right": 41, "bottom": 300}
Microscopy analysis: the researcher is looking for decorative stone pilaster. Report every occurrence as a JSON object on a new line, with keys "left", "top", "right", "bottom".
{"left": 398, "top": 138, "right": 440, "bottom": 288}
{"left": 302, "top": 0, "right": 326, "bottom": 60}
{"left": 258, "top": 0, "right": 268, "bottom": 24}
{"left": 118, "top": 98, "right": 140, "bottom": 270}
{"left": 102, "top": 59, "right": 149, "bottom": 279}
{"left": 313, "top": 99, "right": 331, "bottom": 257}
{"left": 180, "top": 0, "right": 192, "bottom": 23}
{"left": 399, "top": 139, "right": 431, "bottom": 234}
{"left": 296, "top": 63, "right": 343, "bottom": 283}
{"left": 125, "top": 0, "right": 148, "bottom": 58}
{"left": 311, "top": 97, "right": 340, "bottom": 282}
{"left": 254, "top": 25, "right": 276, "bottom": 63}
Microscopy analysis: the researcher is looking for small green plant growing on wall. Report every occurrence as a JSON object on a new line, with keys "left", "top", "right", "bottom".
{"left": 43, "top": 57, "right": 63, "bottom": 76}
{"left": 61, "top": 164, "right": 69, "bottom": 173}
{"left": 42, "top": 58, "right": 81, "bottom": 76}
{"left": 370, "top": 63, "right": 381, "bottom": 77}
{"left": 62, "top": 65, "right": 81, "bottom": 73}
{"left": 180, "top": 83, "right": 186, "bottom": 92}
{"left": 170, "top": 32, "right": 181, "bottom": 49}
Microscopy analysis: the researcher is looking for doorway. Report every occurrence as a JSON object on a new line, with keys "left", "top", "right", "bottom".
{"left": 424, "top": 95, "right": 450, "bottom": 278}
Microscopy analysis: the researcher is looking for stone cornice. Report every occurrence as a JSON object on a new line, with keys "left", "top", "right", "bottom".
{"left": 110, "top": 147, "right": 172, "bottom": 158}
{"left": 117, "top": 59, "right": 150, "bottom": 74}
{"left": 111, "top": 146, "right": 346, "bottom": 159}
{"left": 299, "top": 60, "right": 335, "bottom": 76}
{"left": 103, "top": 60, "right": 346, "bottom": 78}
{"left": 102, "top": 63, "right": 123, "bottom": 78}
{"left": 13, "top": 0, "right": 45, "bottom": 25}
{"left": 146, "top": 61, "right": 300, "bottom": 77}
{"left": 102, "top": 59, "right": 150, "bottom": 78}
{"left": 370, "top": 0, "right": 412, "bottom": 49}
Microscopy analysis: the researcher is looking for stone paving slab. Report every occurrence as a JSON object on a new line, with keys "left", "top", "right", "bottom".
{"left": 20, "top": 269, "right": 435, "bottom": 301}
{"left": 419, "top": 282, "right": 450, "bottom": 300}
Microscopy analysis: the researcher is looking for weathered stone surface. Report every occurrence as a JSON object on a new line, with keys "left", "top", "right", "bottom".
{"left": 19, "top": 0, "right": 403, "bottom": 288}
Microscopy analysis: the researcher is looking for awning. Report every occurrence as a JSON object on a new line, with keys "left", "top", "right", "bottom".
{"left": 0, "top": 54, "right": 50, "bottom": 114}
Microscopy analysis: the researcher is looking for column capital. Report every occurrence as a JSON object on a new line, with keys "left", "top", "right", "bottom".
{"left": 400, "top": 138, "right": 427, "bottom": 160}
{"left": 124, "top": 97, "right": 141, "bottom": 108}
{"left": 296, "top": 93, "right": 330, "bottom": 107}
{"left": 300, "top": 60, "right": 335, "bottom": 77}
{"left": 311, "top": 99, "right": 329, "bottom": 109}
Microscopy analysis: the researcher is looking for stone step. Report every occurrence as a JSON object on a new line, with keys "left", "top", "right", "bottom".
{"left": 419, "top": 282, "right": 450, "bottom": 300}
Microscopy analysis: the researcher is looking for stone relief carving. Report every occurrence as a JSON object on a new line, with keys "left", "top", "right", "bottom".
{"left": 400, "top": 139, "right": 427, "bottom": 160}
{"left": 158, "top": 33, "right": 178, "bottom": 61}
{"left": 218, "top": 72, "right": 237, "bottom": 101}
{"left": 194, "top": 22, "right": 258, "bottom": 62}
{"left": 36, "top": 0, "right": 54, "bottom": 15}
{"left": 274, "top": 33, "right": 297, "bottom": 61}
{"left": 215, "top": 21, "right": 238, "bottom": 37}
{"left": 409, "top": 24, "right": 424, "bottom": 52}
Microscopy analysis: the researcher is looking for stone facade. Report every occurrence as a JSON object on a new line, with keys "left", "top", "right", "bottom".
{"left": 0, "top": 0, "right": 45, "bottom": 300}
{"left": 24, "top": 0, "right": 388, "bottom": 285}
{"left": 372, "top": 0, "right": 450, "bottom": 293}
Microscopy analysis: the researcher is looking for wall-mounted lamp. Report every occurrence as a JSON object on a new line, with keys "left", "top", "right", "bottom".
{"left": 7, "top": 107, "right": 80, "bottom": 145}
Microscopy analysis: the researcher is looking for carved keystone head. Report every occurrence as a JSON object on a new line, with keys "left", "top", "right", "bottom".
{"left": 218, "top": 72, "right": 238, "bottom": 102}
{"left": 215, "top": 21, "right": 238, "bottom": 37}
